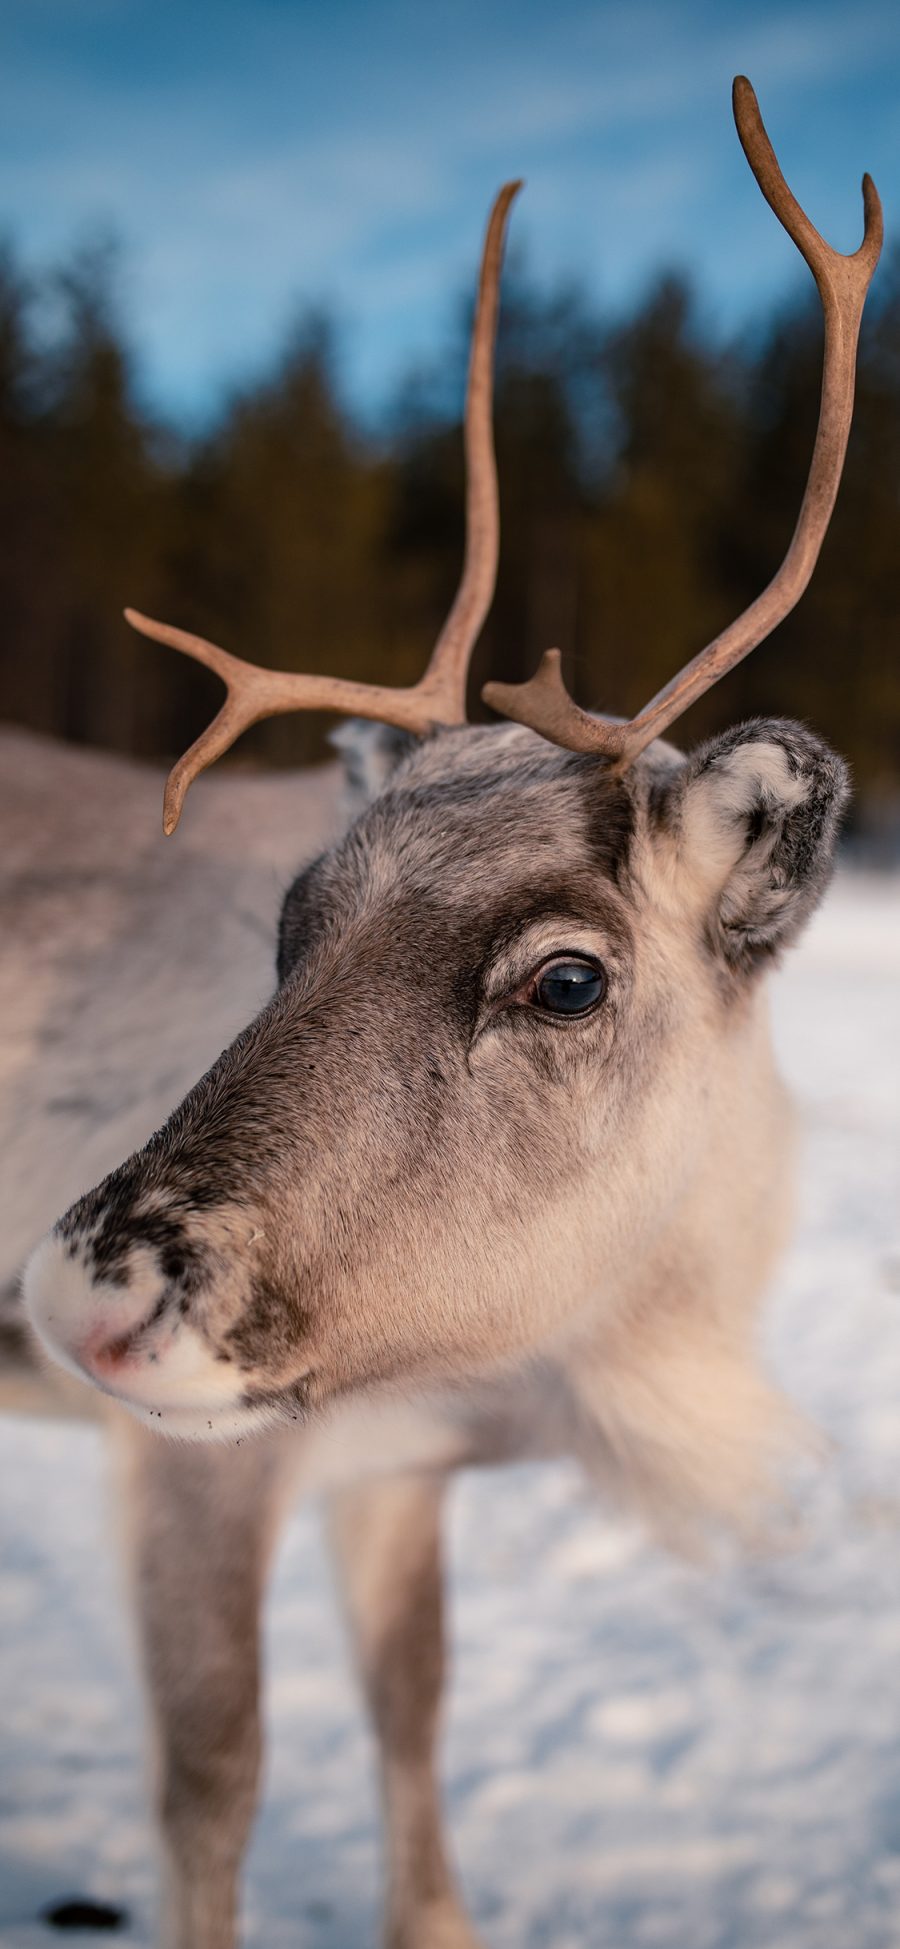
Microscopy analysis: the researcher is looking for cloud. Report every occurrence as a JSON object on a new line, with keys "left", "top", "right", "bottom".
{"left": 1, "top": 0, "right": 895, "bottom": 418}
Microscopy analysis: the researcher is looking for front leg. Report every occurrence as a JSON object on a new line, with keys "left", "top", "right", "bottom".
{"left": 328, "top": 1472, "right": 485, "bottom": 1949}
{"left": 117, "top": 1421, "right": 296, "bottom": 1949}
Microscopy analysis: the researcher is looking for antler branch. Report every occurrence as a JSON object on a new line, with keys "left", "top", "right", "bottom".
{"left": 127, "top": 80, "right": 879, "bottom": 813}
{"left": 482, "top": 77, "right": 882, "bottom": 766}
{"left": 128, "top": 180, "right": 521, "bottom": 832}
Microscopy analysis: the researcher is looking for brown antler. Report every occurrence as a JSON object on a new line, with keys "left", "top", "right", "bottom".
{"left": 482, "top": 76, "right": 882, "bottom": 767}
{"left": 127, "top": 180, "right": 521, "bottom": 832}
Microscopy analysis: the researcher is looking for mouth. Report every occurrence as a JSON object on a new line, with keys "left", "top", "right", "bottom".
{"left": 82, "top": 1341, "right": 318, "bottom": 1443}
{"left": 77, "top": 1338, "right": 317, "bottom": 1443}
{"left": 122, "top": 1394, "right": 293, "bottom": 1442}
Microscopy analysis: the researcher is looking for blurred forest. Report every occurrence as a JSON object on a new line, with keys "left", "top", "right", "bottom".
{"left": 1, "top": 234, "right": 898, "bottom": 825}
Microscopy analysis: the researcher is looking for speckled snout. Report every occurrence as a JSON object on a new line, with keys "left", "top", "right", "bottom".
{"left": 23, "top": 1223, "right": 255, "bottom": 1439}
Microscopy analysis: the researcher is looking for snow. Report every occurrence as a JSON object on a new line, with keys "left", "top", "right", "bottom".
{"left": 2, "top": 818, "right": 899, "bottom": 1945}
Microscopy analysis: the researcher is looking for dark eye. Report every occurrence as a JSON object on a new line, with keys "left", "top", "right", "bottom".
{"left": 531, "top": 957, "right": 607, "bottom": 1017}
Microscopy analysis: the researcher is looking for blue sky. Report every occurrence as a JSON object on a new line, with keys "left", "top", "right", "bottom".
{"left": 2, "top": 0, "right": 898, "bottom": 423}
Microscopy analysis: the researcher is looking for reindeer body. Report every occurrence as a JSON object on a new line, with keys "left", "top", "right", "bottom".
{"left": 16, "top": 706, "right": 847, "bottom": 1949}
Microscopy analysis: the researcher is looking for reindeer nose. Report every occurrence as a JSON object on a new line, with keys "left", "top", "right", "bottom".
{"left": 23, "top": 1227, "right": 248, "bottom": 1433}
{"left": 23, "top": 1230, "right": 167, "bottom": 1391}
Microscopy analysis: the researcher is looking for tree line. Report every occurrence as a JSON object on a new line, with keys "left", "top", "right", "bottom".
{"left": 1, "top": 235, "right": 898, "bottom": 815}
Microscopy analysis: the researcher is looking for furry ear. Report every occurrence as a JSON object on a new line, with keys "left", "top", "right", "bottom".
{"left": 658, "top": 719, "right": 849, "bottom": 973}
{"left": 329, "top": 720, "right": 418, "bottom": 816}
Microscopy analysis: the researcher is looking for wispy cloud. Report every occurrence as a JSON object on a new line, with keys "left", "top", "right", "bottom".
{"left": 1, "top": 0, "right": 896, "bottom": 419}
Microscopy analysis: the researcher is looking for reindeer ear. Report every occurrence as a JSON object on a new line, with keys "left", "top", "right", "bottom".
{"left": 329, "top": 720, "right": 418, "bottom": 815}
{"left": 659, "top": 719, "right": 849, "bottom": 973}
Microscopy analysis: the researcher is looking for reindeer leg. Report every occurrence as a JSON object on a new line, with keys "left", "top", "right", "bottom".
{"left": 117, "top": 1421, "right": 296, "bottom": 1949}
{"left": 328, "top": 1472, "right": 484, "bottom": 1949}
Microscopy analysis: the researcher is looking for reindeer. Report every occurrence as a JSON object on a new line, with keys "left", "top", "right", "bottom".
{"left": 20, "top": 78, "right": 880, "bottom": 1949}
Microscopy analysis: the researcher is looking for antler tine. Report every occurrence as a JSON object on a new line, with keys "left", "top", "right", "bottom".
{"left": 483, "top": 77, "right": 882, "bottom": 768}
{"left": 125, "top": 181, "right": 521, "bottom": 832}
{"left": 417, "top": 178, "right": 522, "bottom": 720}
{"left": 122, "top": 609, "right": 439, "bottom": 834}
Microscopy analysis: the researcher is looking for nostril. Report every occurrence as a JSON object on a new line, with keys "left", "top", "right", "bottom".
{"left": 76, "top": 1287, "right": 175, "bottom": 1382}
{"left": 82, "top": 1322, "right": 143, "bottom": 1376}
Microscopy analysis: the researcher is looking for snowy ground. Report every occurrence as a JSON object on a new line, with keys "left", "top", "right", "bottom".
{"left": 1, "top": 742, "right": 899, "bottom": 1947}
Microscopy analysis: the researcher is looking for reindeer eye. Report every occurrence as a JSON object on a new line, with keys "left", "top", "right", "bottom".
{"left": 531, "top": 957, "right": 607, "bottom": 1017}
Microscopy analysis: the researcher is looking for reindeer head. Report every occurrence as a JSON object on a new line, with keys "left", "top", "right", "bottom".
{"left": 25, "top": 82, "right": 875, "bottom": 1450}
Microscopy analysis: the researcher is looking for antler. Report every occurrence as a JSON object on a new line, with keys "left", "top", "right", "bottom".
{"left": 127, "top": 180, "right": 521, "bottom": 832}
{"left": 482, "top": 76, "right": 882, "bottom": 768}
